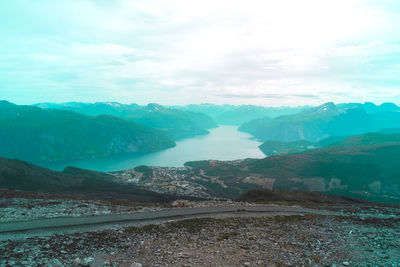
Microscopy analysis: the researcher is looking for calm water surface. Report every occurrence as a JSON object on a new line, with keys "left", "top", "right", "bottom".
{"left": 41, "top": 126, "right": 265, "bottom": 172}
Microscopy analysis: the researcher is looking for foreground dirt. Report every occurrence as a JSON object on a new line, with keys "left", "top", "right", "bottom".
{"left": 1, "top": 190, "right": 399, "bottom": 266}
{"left": 2, "top": 188, "right": 291, "bottom": 226}
{"left": 1, "top": 213, "right": 400, "bottom": 266}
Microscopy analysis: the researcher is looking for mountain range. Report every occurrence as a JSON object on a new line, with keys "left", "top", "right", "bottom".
{"left": 35, "top": 102, "right": 217, "bottom": 140}
{"left": 239, "top": 102, "right": 400, "bottom": 142}
{"left": 0, "top": 101, "right": 175, "bottom": 162}
{"left": 1, "top": 131, "right": 400, "bottom": 204}
{"left": 174, "top": 132, "right": 400, "bottom": 203}
{"left": 172, "top": 104, "right": 308, "bottom": 125}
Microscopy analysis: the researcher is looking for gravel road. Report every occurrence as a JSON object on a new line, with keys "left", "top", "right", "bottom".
{"left": 0, "top": 205, "right": 334, "bottom": 240}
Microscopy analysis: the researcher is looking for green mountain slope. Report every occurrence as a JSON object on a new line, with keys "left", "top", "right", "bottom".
{"left": 250, "top": 145, "right": 400, "bottom": 203}
{"left": 35, "top": 102, "right": 217, "bottom": 140}
{"left": 325, "top": 132, "right": 400, "bottom": 148}
{"left": 258, "top": 131, "right": 400, "bottom": 157}
{"left": 178, "top": 133, "right": 400, "bottom": 203}
{"left": 0, "top": 101, "right": 175, "bottom": 162}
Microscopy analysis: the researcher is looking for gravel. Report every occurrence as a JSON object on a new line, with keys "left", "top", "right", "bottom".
{"left": 0, "top": 198, "right": 166, "bottom": 223}
{"left": 1, "top": 213, "right": 400, "bottom": 266}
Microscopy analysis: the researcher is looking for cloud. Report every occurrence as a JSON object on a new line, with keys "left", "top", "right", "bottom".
{"left": 218, "top": 93, "right": 319, "bottom": 99}
{"left": 0, "top": 0, "right": 400, "bottom": 105}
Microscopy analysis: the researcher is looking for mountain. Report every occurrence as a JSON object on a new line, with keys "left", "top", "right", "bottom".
{"left": 259, "top": 131, "right": 400, "bottom": 157}
{"left": 370, "top": 111, "right": 400, "bottom": 131}
{"left": 35, "top": 102, "right": 217, "bottom": 140}
{"left": 175, "top": 134, "right": 400, "bottom": 203}
{"left": 172, "top": 104, "right": 308, "bottom": 125}
{"left": 258, "top": 135, "right": 370, "bottom": 156}
{"left": 0, "top": 157, "right": 177, "bottom": 202}
{"left": 238, "top": 116, "right": 273, "bottom": 136}
{"left": 379, "top": 128, "right": 400, "bottom": 134}
{"left": 323, "top": 132, "right": 400, "bottom": 149}
{"left": 34, "top": 101, "right": 132, "bottom": 117}
{"left": 337, "top": 102, "right": 400, "bottom": 114}
{"left": 239, "top": 102, "right": 400, "bottom": 142}
{"left": 126, "top": 104, "right": 217, "bottom": 139}
{"left": 0, "top": 101, "right": 175, "bottom": 162}
{"left": 249, "top": 138, "right": 400, "bottom": 203}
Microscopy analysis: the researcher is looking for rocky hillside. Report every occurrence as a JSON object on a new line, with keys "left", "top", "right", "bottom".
{"left": 3, "top": 206, "right": 399, "bottom": 266}
{"left": 0, "top": 101, "right": 175, "bottom": 162}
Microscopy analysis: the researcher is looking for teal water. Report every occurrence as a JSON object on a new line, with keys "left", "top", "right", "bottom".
{"left": 40, "top": 126, "right": 265, "bottom": 172}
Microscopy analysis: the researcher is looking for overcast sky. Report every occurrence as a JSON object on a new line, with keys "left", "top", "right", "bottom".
{"left": 1, "top": 0, "right": 399, "bottom": 106}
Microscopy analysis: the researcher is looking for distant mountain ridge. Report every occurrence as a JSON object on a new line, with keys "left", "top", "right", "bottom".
{"left": 337, "top": 102, "right": 400, "bottom": 114}
{"left": 258, "top": 130, "right": 400, "bottom": 157}
{"left": 172, "top": 103, "right": 308, "bottom": 125}
{"left": 0, "top": 101, "right": 175, "bottom": 162}
{"left": 239, "top": 102, "right": 400, "bottom": 142}
{"left": 35, "top": 102, "right": 217, "bottom": 140}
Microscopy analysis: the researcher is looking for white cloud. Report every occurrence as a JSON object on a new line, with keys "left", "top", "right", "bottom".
{"left": 1, "top": 0, "right": 400, "bottom": 105}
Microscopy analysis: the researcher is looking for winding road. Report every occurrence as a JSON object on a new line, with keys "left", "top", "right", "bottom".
{"left": 0, "top": 205, "right": 335, "bottom": 240}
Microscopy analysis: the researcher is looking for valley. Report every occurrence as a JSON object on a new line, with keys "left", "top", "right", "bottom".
{"left": 37, "top": 126, "right": 265, "bottom": 172}
{"left": 2, "top": 101, "right": 400, "bottom": 266}
{"left": 3, "top": 101, "right": 400, "bottom": 205}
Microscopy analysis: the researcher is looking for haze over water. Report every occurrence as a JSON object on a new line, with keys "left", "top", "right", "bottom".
{"left": 39, "top": 126, "right": 265, "bottom": 172}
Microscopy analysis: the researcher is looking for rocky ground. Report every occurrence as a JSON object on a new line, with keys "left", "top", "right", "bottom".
{"left": 1, "top": 212, "right": 400, "bottom": 266}
{"left": 0, "top": 193, "right": 260, "bottom": 223}
{"left": 1, "top": 190, "right": 400, "bottom": 266}
{"left": 0, "top": 197, "right": 168, "bottom": 223}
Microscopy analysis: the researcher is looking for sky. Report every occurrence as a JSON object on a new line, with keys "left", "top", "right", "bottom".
{"left": 0, "top": 0, "right": 400, "bottom": 106}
